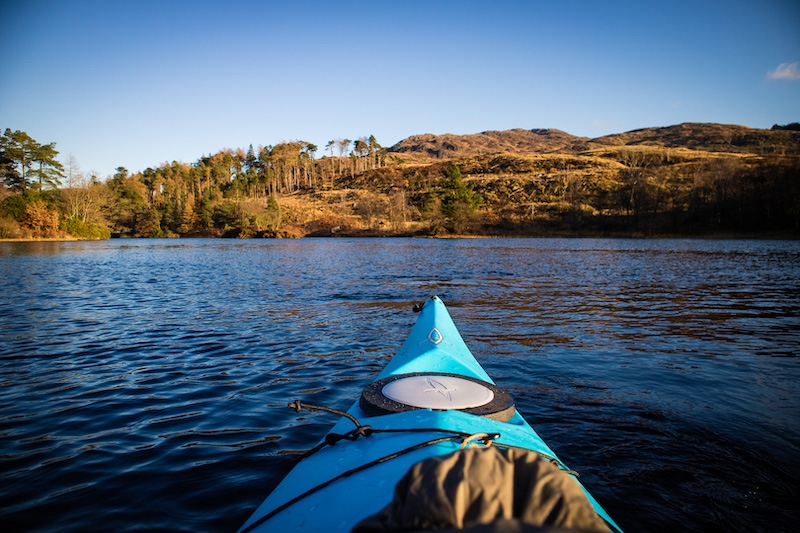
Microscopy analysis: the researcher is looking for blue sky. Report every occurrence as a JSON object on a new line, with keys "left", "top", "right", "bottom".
{"left": 1, "top": 0, "right": 798, "bottom": 179}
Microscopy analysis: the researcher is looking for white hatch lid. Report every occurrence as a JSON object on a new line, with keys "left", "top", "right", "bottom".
{"left": 381, "top": 375, "right": 495, "bottom": 410}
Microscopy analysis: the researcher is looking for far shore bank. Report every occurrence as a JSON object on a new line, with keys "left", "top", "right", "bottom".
{"left": 0, "top": 237, "right": 79, "bottom": 243}
{"left": 4, "top": 232, "right": 798, "bottom": 243}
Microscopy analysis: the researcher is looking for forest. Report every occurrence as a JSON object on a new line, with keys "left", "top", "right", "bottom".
{"left": 1, "top": 124, "right": 799, "bottom": 240}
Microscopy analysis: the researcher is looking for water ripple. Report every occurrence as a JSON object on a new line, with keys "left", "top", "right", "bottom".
{"left": 1, "top": 238, "right": 799, "bottom": 532}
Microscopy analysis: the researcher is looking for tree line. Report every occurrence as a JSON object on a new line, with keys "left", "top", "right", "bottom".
{"left": 1, "top": 128, "right": 110, "bottom": 239}
{"left": 0, "top": 129, "right": 397, "bottom": 238}
{"left": 598, "top": 149, "right": 800, "bottom": 235}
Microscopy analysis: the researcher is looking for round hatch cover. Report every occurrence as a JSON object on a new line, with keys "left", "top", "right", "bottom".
{"left": 360, "top": 372, "right": 515, "bottom": 421}
{"left": 382, "top": 375, "right": 494, "bottom": 409}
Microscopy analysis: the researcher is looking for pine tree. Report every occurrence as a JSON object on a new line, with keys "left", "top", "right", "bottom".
{"left": 0, "top": 129, "right": 63, "bottom": 191}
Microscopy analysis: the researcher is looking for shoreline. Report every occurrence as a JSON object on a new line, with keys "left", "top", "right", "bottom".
{"left": 4, "top": 232, "right": 797, "bottom": 242}
{"left": 0, "top": 237, "right": 79, "bottom": 243}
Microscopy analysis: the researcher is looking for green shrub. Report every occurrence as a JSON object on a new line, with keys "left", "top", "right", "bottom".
{"left": 1, "top": 192, "right": 34, "bottom": 219}
{"left": 61, "top": 217, "right": 111, "bottom": 239}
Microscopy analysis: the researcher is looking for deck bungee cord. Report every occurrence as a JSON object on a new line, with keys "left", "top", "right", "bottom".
{"left": 240, "top": 410, "right": 496, "bottom": 533}
{"left": 242, "top": 398, "right": 585, "bottom": 533}
{"left": 286, "top": 399, "right": 568, "bottom": 469}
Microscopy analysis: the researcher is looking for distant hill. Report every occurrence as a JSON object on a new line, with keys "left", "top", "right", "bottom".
{"left": 389, "top": 128, "right": 590, "bottom": 158}
{"left": 591, "top": 123, "right": 800, "bottom": 154}
{"left": 389, "top": 123, "right": 800, "bottom": 158}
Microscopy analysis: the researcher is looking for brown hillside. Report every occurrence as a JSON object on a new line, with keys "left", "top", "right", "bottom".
{"left": 389, "top": 123, "right": 800, "bottom": 158}
{"left": 389, "top": 128, "right": 589, "bottom": 158}
{"left": 591, "top": 122, "right": 800, "bottom": 155}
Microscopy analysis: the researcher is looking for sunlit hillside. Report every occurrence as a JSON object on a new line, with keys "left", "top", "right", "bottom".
{"left": 2, "top": 123, "right": 799, "bottom": 240}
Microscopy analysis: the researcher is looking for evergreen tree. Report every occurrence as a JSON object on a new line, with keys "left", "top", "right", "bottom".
{"left": 32, "top": 142, "right": 64, "bottom": 189}
{"left": 1, "top": 129, "right": 35, "bottom": 192}
{"left": 439, "top": 163, "right": 482, "bottom": 233}
{"left": 1, "top": 129, "right": 63, "bottom": 191}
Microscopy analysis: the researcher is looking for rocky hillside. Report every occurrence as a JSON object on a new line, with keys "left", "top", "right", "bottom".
{"left": 388, "top": 128, "right": 590, "bottom": 158}
{"left": 591, "top": 123, "right": 800, "bottom": 154}
{"left": 389, "top": 123, "right": 800, "bottom": 158}
{"left": 325, "top": 122, "right": 800, "bottom": 237}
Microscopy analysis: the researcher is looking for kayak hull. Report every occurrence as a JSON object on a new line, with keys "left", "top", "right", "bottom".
{"left": 239, "top": 296, "right": 621, "bottom": 532}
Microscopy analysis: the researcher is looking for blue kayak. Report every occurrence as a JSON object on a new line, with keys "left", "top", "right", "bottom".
{"left": 239, "top": 296, "right": 622, "bottom": 532}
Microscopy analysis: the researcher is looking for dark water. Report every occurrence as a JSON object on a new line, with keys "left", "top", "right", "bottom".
{"left": 1, "top": 238, "right": 799, "bottom": 532}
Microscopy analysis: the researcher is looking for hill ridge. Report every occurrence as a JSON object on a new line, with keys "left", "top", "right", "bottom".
{"left": 389, "top": 122, "right": 800, "bottom": 158}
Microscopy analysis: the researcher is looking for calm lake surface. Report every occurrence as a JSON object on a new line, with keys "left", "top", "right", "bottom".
{"left": 1, "top": 238, "right": 799, "bottom": 532}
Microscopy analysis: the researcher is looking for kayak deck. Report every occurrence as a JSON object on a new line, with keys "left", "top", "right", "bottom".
{"left": 239, "top": 296, "right": 621, "bottom": 532}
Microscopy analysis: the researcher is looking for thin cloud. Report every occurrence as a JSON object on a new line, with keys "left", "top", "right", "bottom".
{"left": 767, "top": 62, "right": 800, "bottom": 80}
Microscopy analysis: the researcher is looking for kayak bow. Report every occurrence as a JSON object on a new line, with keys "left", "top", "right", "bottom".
{"left": 239, "top": 296, "right": 621, "bottom": 532}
